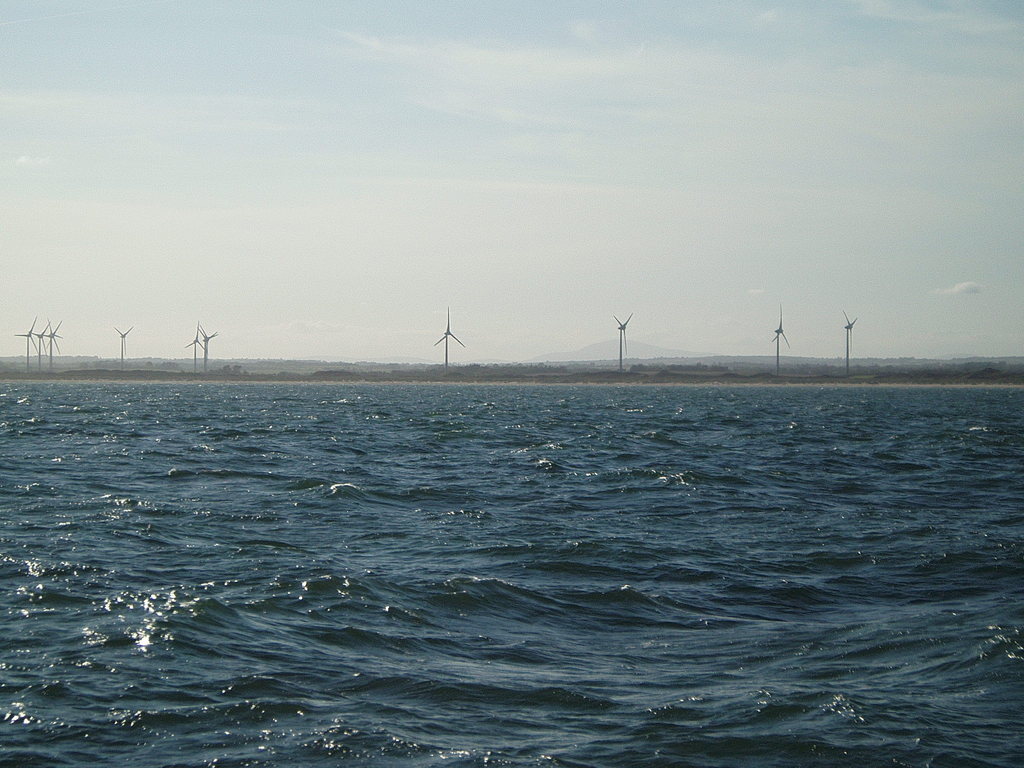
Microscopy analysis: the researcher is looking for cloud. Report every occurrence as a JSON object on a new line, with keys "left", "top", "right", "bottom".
{"left": 569, "top": 20, "right": 600, "bottom": 43}
{"left": 14, "top": 155, "right": 51, "bottom": 166}
{"left": 933, "top": 281, "right": 982, "bottom": 296}
{"left": 336, "top": 31, "right": 642, "bottom": 83}
{"left": 326, "top": 20, "right": 1024, "bottom": 193}
{"left": 747, "top": 288, "right": 765, "bottom": 295}
{"left": 848, "top": 0, "right": 1021, "bottom": 35}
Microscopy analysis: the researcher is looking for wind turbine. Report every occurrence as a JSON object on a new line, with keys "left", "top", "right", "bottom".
{"left": 45, "top": 321, "right": 62, "bottom": 370}
{"left": 33, "top": 323, "right": 47, "bottom": 370}
{"left": 843, "top": 311, "right": 858, "bottom": 376}
{"left": 434, "top": 308, "right": 465, "bottom": 372}
{"left": 199, "top": 325, "right": 218, "bottom": 373}
{"left": 115, "top": 326, "right": 134, "bottom": 370}
{"left": 186, "top": 324, "right": 201, "bottom": 373}
{"left": 614, "top": 313, "right": 633, "bottom": 372}
{"left": 771, "top": 305, "right": 789, "bottom": 375}
{"left": 15, "top": 318, "right": 38, "bottom": 372}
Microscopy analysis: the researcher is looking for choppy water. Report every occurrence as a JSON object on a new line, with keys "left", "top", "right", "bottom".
{"left": 1, "top": 383, "right": 1022, "bottom": 767}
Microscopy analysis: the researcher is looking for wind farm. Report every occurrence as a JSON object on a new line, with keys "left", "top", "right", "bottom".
{"left": 2, "top": 307, "right": 1021, "bottom": 385}
{"left": 12, "top": 318, "right": 66, "bottom": 372}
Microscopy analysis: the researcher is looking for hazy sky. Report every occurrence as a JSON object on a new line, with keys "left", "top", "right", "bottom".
{"left": 3, "top": 0, "right": 1022, "bottom": 363}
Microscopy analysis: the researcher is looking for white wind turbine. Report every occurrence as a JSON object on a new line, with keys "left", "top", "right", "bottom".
{"left": 15, "top": 318, "right": 38, "bottom": 372}
{"left": 843, "top": 311, "right": 858, "bottom": 376}
{"left": 199, "top": 325, "right": 218, "bottom": 373}
{"left": 186, "top": 324, "right": 201, "bottom": 373}
{"left": 33, "top": 323, "right": 47, "bottom": 370}
{"left": 434, "top": 308, "right": 465, "bottom": 372}
{"left": 115, "top": 326, "right": 134, "bottom": 370}
{"left": 45, "top": 320, "right": 62, "bottom": 370}
{"left": 772, "top": 306, "right": 789, "bottom": 375}
{"left": 614, "top": 313, "right": 633, "bottom": 372}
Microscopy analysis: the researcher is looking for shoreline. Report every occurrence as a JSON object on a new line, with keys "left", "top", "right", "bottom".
{"left": 2, "top": 370, "right": 1022, "bottom": 387}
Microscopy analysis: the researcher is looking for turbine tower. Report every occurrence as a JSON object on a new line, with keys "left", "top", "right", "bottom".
{"left": 772, "top": 305, "right": 789, "bottom": 376}
{"left": 15, "top": 318, "right": 38, "bottom": 372}
{"left": 843, "top": 311, "right": 858, "bottom": 376}
{"left": 45, "top": 321, "right": 62, "bottom": 370}
{"left": 434, "top": 308, "right": 465, "bottom": 372}
{"left": 199, "top": 325, "right": 218, "bottom": 373}
{"left": 614, "top": 313, "right": 633, "bottom": 372}
{"left": 115, "top": 326, "right": 134, "bottom": 370}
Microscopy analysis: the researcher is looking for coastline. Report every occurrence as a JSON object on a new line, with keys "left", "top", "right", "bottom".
{"left": 2, "top": 369, "right": 1022, "bottom": 387}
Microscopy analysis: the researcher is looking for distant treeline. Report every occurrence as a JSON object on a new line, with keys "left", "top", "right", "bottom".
{"left": 3, "top": 362, "right": 1022, "bottom": 386}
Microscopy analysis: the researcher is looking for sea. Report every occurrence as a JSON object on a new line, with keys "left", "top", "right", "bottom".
{"left": 0, "top": 382, "right": 1021, "bottom": 767}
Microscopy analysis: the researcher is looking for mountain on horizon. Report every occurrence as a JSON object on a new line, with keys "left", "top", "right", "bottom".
{"left": 527, "top": 339, "right": 699, "bottom": 364}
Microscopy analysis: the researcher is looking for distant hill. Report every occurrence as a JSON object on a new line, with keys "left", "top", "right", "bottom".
{"left": 528, "top": 339, "right": 697, "bottom": 363}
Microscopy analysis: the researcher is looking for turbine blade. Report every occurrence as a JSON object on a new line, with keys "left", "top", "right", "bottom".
{"left": 782, "top": 331, "right": 790, "bottom": 348}
{"left": 434, "top": 336, "right": 445, "bottom": 346}
{"left": 843, "top": 310, "right": 850, "bottom": 325}
{"left": 613, "top": 315, "right": 622, "bottom": 326}
{"left": 451, "top": 333, "right": 465, "bottom": 347}
{"left": 625, "top": 312, "right": 633, "bottom": 326}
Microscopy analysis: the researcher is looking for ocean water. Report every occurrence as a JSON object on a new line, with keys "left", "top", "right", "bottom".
{"left": 1, "top": 382, "right": 1021, "bottom": 767}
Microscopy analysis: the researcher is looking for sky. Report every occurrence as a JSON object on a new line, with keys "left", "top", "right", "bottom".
{"left": 2, "top": 0, "right": 1022, "bottom": 363}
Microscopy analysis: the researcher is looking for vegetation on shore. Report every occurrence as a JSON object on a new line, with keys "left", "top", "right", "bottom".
{"left": 3, "top": 361, "right": 1023, "bottom": 386}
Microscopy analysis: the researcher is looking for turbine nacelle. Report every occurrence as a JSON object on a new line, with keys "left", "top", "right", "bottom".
{"left": 772, "top": 305, "right": 790, "bottom": 348}
{"left": 434, "top": 330, "right": 465, "bottom": 347}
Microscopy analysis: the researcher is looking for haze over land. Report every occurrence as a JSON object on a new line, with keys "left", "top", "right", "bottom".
{"left": 2, "top": 1, "right": 1022, "bottom": 363}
